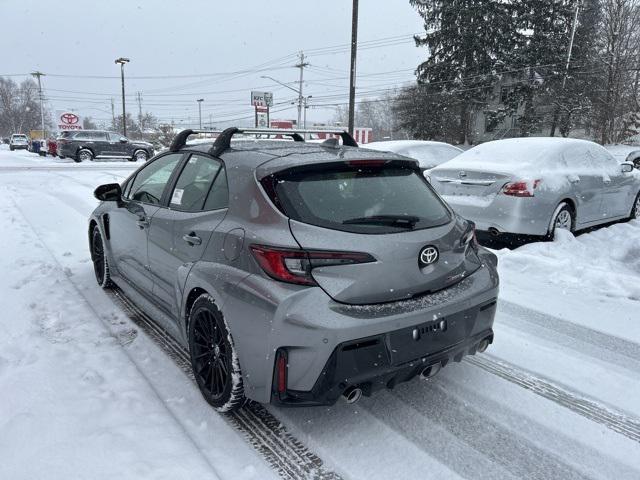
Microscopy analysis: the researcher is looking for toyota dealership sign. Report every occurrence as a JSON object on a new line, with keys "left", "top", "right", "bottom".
{"left": 55, "top": 110, "right": 84, "bottom": 131}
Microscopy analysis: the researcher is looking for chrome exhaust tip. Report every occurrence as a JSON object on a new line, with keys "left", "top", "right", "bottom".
{"left": 343, "top": 386, "right": 363, "bottom": 404}
{"left": 420, "top": 363, "right": 441, "bottom": 379}
{"left": 477, "top": 339, "right": 490, "bottom": 353}
{"left": 488, "top": 227, "right": 500, "bottom": 237}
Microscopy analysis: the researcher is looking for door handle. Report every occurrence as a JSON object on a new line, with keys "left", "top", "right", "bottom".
{"left": 136, "top": 216, "right": 149, "bottom": 229}
{"left": 182, "top": 232, "right": 202, "bottom": 246}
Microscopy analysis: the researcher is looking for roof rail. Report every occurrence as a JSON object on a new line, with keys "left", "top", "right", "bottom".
{"left": 207, "top": 127, "right": 358, "bottom": 157}
{"left": 169, "top": 129, "right": 221, "bottom": 152}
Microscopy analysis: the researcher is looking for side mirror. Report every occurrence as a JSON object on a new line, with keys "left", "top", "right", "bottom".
{"left": 119, "top": 137, "right": 128, "bottom": 143}
{"left": 621, "top": 162, "right": 634, "bottom": 173}
{"left": 94, "top": 183, "right": 122, "bottom": 202}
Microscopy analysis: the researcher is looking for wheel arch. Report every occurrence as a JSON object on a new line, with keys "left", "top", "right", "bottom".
{"left": 184, "top": 287, "right": 211, "bottom": 336}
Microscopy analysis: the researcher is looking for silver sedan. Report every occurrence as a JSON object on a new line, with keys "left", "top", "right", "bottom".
{"left": 430, "top": 138, "right": 640, "bottom": 238}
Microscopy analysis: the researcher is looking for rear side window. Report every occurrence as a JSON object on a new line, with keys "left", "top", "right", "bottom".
{"left": 170, "top": 154, "right": 225, "bottom": 212}
{"left": 271, "top": 166, "right": 451, "bottom": 234}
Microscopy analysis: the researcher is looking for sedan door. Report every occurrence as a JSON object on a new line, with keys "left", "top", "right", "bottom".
{"left": 591, "top": 146, "right": 636, "bottom": 218}
{"left": 108, "top": 153, "right": 183, "bottom": 296}
{"left": 562, "top": 146, "right": 603, "bottom": 225}
{"left": 147, "top": 154, "right": 228, "bottom": 316}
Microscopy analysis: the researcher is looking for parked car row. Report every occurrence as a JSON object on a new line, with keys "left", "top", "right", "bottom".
{"left": 367, "top": 137, "right": 640, "bottom": 239}
{"left": 3, "top": 129, "right": 154, "bottom": 162}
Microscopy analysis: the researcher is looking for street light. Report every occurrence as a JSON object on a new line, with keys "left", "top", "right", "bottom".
{"left": 197, "top": 98, "right": 204, "bottom": 129}
{"left": 114, "top": 57, "right": 130, "bottom": 136}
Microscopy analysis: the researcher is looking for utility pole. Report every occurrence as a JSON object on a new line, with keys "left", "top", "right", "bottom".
{"left": 295, "top": 51, "right": 309, "bottom": 128}
{"left": 348, "top": 0, "right": 359, "bottom": 135}
{"left": 197, "top": 98, "right": 204, "bottom": 129}
{"left": 110, "top": 98, "right": 116, "bottom": 129}
{"left": 114, "top": 57, "right": 130, "bottom": 136}
{"left": 31, "top": 71, "right": 46, "bottom": 138}
{"left": 550, "top": 0, "right": 581, "bottom": 137}
{"left": 137, "top": 91, "right": 143, "bottom": 132}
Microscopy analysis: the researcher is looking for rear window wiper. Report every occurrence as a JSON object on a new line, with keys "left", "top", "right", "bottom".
{"left": 342, "top": 215, "right": 420, "bottom": 228}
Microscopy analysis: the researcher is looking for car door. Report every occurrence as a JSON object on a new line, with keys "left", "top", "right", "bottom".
{"left": 108, "top": 132, "right": 128, "bottom": 157}
{"left": 562, "top": 146, "right": 603, "bottom": 225}
{"left": 147, "top": 153, "right": 228, "bottom": 316}
{"left": 90, "top": 131, "right": 110, "bottom": 157}
{"left": 591, "top": 145, "right": 635, "bottom": 218}
{"left": 108, "top": 153, "right": 183, "bottom": 296}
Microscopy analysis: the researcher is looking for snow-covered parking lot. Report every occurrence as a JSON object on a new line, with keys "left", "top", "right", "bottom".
{"left": 1, "top": 144, "right": 640, "bottom": 480}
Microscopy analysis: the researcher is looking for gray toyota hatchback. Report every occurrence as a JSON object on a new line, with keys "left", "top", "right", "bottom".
{"left": 89, "top": 128, "right": 499, "bottom": 412}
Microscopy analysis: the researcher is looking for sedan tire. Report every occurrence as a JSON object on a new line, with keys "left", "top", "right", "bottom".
{"left": 188, "top": 294, "right": 245, "bottom": 413}
{"left": 631, "top": 192, "right": 640, "bottom": 220}
{"left": 549, "top": 202, "right": 574, "bottom": 239}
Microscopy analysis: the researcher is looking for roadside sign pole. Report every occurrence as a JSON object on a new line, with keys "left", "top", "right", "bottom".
{"left": 31, "top": 71, "right": 46, "bottom": 140}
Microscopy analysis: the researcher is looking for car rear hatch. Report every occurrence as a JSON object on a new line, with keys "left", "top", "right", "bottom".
{"left": 259, "top": 159, "right": 481, "bottom": 305}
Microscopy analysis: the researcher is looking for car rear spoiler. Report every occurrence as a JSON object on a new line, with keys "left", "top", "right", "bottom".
{"left": 169, "top": 127, "right": 358, "bottom": 157}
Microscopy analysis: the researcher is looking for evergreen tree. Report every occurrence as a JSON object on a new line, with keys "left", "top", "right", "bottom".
{"left": 410, "top": 0, "right": 519, "bottom": 144}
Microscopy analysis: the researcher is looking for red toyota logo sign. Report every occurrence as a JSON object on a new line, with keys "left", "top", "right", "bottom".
{"left": 60, "top": 113, "right": 79, "bottom": 125}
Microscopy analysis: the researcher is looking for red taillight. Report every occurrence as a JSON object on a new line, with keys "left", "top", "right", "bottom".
{"left": 250, "top": 245, "right": 374, "bottom": 286}
{"left": 460, "top": 222, "right": 478, "bottom": 248}
{"left": 502, "top": 179, "right": 541, "bottom": 197}
{"left": 276, "top": 351, "right": 287, "bottom": 394}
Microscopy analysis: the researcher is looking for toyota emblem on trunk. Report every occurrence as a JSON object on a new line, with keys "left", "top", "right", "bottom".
{"left": 419, "top": 246, "right": 439, "bottom": 266}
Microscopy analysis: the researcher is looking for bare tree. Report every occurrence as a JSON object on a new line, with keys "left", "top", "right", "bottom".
{"left": 594, "top": 0, "right": 640, "bottom": 143}
{"left": 0, "top": 77, "right": 44, "bottom": 136}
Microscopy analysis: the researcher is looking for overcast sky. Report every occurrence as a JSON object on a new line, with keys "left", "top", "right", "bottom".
{"left": 2, "top": 0, "right": 425, "bottom": 129}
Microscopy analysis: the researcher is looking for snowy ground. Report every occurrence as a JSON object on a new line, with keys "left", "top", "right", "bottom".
{"left": 1, "top": 144, "right": 639, "bottom": 479}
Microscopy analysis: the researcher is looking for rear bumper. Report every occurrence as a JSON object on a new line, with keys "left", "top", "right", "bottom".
{"left": 442, "top": 194, "right": 555, "bottom": 236}
{"left": 57, "top": 144, "right": 76, "bottom": 157}
{"left": 272, "top": 315, "right": 495, "bottom": 407}
{"left": 10, "top": 144, "right": 28, "bottom": 149}
{"left": 221, "top": 249, "right": 499, "bottom": 404}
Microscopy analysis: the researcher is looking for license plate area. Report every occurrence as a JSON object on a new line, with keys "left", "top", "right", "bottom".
{"left": 388, "top": 307, "right": 479, "bottom": 366}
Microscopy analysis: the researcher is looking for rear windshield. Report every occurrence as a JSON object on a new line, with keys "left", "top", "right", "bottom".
{"left": 272, "top": 166, "right": 451, "bottom": 234}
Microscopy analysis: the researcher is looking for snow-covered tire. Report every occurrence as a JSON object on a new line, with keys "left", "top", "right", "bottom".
{"left": 630, "top": 192, "right": 640, "bottom": 220}
{"left": 77, "top": 149, "right": 93, "bottom": 162}
{"left": 90, "top": 225, "right": 112, "bottom": 288}
{"left": 131, "top": 149, "right": 148, "bottom": 162}
{"left": 188, "top": 294, "right": 245, "bottom": 413}
{"left": 549, "top": 202, "right": 574, "bottom": 239}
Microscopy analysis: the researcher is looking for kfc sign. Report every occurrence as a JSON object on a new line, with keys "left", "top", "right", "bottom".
{"left": 55, "top": 110, "right": 84, "bottom": 131}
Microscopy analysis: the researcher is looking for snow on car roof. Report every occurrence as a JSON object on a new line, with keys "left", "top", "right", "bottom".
{"left": 434, "top": 137, "right": 596, "bottom": 173}
{"left": 366, "top": 140, "right": 462, "bottom": 151}
{"left": 365, "top": 140, "right": 463, "bottom": 168}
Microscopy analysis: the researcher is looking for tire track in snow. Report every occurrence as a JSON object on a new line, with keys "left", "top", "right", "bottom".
{"left": 466, "top": 354, "right": 640, "bottom": 443}
{"left": 498, "top": 300, "right": 640, "bottom": 366}
{"left": 377, "top": 386, "right": 596, "bottom": 480}
{"left": 109, "top": 288, "right": 343, "bottom": 480}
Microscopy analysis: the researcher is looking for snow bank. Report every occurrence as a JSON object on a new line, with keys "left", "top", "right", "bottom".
{"left": 496, "top": 220, "right": 640, "bottom": 303}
